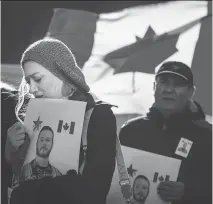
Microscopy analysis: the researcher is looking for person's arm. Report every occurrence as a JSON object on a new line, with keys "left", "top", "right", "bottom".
{"left": 79, "top": 105, "right": 117, "bottom": 204}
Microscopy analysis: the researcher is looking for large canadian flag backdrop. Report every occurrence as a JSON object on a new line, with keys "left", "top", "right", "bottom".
{"left": 38, "top": 1, "right": 213, "bottom": 119}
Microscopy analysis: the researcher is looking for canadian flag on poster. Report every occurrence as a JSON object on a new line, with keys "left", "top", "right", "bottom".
{"left": 152, "top": 172, "right": 170, "bottom": 183}
{"left": 57, "top": 120, "right": 75, "bottom": 134}
{"left": 46, "top": 1, "right": 212, "bottom": 119}
{"left": 107, "top": 146, "right": 182, "bottom": 204}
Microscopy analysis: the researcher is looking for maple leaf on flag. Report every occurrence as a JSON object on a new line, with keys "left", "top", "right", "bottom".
{"left": 104, "top": 25, "right": 179, "bottom": 75}
{"left": 103, "top": 25, "right": 179, "bottom": 93}
{"left": 102, "top": 15, "right": 209, "bottom": 93}
{"left": 103, "top": 15, "right": 210, "bottom": 75}
{"left": 135, "top": 26, "right": 156, "bottom": 42}
{"left": 159, "top": 175, "right": 164, "bottom": 182}
{"left": 63, "top": 122, "right": 69, "bottom": 131}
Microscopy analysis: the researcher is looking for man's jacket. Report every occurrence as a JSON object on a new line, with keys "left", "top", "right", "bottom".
{"left": 119, "top": 101, "right": 212, "bottom": 204}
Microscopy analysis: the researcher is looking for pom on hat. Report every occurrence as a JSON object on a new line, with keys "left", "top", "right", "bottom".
{"left": 21, "top": 38, "right": 90, "bottom": 93}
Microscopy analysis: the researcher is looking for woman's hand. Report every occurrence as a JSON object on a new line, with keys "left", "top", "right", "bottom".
{"left": 7, "top": 122, "right": 26, "bottom": 149}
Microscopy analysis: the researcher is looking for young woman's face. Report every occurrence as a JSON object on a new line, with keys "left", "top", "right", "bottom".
{"left": 23, "top": 61, "right": 70, "bottom": 99}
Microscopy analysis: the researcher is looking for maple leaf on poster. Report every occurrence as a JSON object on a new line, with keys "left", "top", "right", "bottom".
{"left": 63, "top": 123, "right": 69, "bottom": 131}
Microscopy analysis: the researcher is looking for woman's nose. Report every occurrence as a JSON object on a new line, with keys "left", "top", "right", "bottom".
{"left": 29, "top": 80, "right": 38, "bottom": 95}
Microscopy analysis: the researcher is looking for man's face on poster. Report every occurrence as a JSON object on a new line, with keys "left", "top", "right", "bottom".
{"left": 36, "top": 129, "right": 54, "bottom": 158}
{"left": 133, "top": 177, "right": 150, "bottom": 203}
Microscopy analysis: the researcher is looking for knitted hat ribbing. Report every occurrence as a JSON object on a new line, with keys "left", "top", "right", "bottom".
{"left": 21, "top": 38, "right": 90, "bottom": 93}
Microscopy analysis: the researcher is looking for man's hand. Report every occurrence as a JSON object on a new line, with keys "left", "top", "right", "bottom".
{"left": 157, "top": 181, "right": 184, "bottom": 202}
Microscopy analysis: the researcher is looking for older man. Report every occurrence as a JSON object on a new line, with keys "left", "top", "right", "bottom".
{"left": 119, "top": 61, "right": 212, "bottom": 204}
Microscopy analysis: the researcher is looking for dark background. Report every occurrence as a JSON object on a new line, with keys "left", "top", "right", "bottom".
{"left": 2, "top": 1, "right": 169, "bottom": 64}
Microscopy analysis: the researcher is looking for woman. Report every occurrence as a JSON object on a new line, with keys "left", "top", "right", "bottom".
{"left": 5, "top": 38, "right": 117, "bottom": 204}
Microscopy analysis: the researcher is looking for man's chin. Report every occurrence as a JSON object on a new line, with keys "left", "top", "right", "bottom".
{"left": 155, "top": 101, "right": 176, "bottom": 110}
{"left": 160, "top": 103, "right": 177, "bottom": 111}
{"left": 37, "top": 153, "right": 50, "bottom": 158}
{"left": 135, "top": 196, "right": 145, "bottom": 202}
{"left": 162, "top": 100, "right": 176, "bottom": 106}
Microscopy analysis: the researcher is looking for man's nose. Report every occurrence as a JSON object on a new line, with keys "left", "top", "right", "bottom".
{"left": 164, "top": 84, "right": 175, "bottom": 92}
{"left": 42, "top": 144, "right": 47, "bottom": 148}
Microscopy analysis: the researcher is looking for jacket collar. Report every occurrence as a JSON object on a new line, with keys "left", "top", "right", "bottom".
{"left": 147, "top": 100, "right": 205, "bottom": 128}
{"left": 86, "top": 98, "right": 117, "bottom": 111}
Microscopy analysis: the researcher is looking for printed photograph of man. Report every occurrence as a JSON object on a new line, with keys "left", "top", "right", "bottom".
{"left": 21, "top": 126, "right": 62, "bottom": 181}
{"left": 132, "top": 175, "right": 150, "bottom": 204}
{"left": 177, "top": 141, "right": 188, "bottom": 154}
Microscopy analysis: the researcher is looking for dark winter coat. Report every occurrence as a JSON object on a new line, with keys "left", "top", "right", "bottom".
{"left": 119, "top": 101, "right": 212, "bottom": 204}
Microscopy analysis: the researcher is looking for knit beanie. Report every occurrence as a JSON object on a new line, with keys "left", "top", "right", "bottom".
{"left": 21, "top": 38, "right": 90, "bottom": 93}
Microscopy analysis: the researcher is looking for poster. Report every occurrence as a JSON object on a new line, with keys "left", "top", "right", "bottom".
{"left": 13, "top": 98, "right": 86, "bottom": 187}
{"left": 107, "top": 146, "right": 181, "bottom": 204}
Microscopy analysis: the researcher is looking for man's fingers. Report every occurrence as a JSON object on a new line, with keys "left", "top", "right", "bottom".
{"left": 158, "top": 181, "right": 184, "bottom": 202}
{"left": 158, "top": 185, "right": 172, "bottom": 192}
{"left": 158, "top": 183, "right": 182, "bottom": 194}
{"left": 159, "top": 181, "right": 176, "bottom": 187}
{"left": 158, "top": 189, "right": 177, "bottom": 196}
{"left": 158, "top": 181, "right": 183, "bottom": 191}
{"left": 159, "top": 194, "right": 176, "bottom": 202}
{"left": 158, "top": 189, "right": 178, "bottom": 202}
{"left": 158, "top": 187, "right": 176, "bottom": 198}
{"left": 158, "top": 182, "right": 172, "bottom": 191}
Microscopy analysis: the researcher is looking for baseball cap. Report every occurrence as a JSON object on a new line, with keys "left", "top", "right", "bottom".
{"left": 156, "top": 61, "right": 193, "bottom": 86}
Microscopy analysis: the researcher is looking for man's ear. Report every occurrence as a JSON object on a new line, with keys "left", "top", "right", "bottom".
{"left": 189, "top": 85, "right": 196, "bottom": 98}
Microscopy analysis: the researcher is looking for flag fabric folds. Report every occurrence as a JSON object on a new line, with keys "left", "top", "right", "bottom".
{"left": 10, "top": 1, "right": 211, "bottom": 117}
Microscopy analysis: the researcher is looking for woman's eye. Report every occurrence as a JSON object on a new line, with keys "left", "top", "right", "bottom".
{"left": 25, "top": 78, "right": 30, "bottom": 84}
{"left": 35, "top": 78, "right": 42, "bottom": 83}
